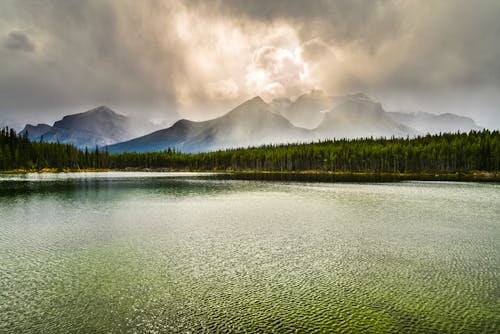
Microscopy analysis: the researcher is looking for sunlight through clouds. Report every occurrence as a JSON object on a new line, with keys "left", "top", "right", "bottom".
{"left": 0, "top": 0, "right": 499, "bottom": 127}
{"left": 245, "top": 45, "right": 311, "bottom": 100}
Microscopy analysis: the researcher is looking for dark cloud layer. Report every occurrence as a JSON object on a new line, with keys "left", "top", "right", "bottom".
{"left": 0, "top": 0, "right": 499, "bottom": 128}
{"left": 0, "top": 0, "right": 181, "bottom": 123}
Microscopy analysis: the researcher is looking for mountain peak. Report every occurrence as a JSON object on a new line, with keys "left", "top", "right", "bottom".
{"left": 225, "top": 96, "right": 272, "bottom": 120}
{"left": 19, "top": 123, "right": 53, "bottom": 139}
{"left": 247, "top": 96, "right": 267, "bottom": 105}
{"left": 54, "top": 106, "right": 124, "bottom": 130}
{"left": 86, "top": 105, "right": 117, "bottom": 115}
{"left": 228, "top": 96, "right": 269, "bottom": 115}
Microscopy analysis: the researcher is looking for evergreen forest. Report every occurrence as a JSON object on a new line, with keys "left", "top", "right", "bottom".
{"left": 1, "top": 127, "right": 499, "bottom": 174}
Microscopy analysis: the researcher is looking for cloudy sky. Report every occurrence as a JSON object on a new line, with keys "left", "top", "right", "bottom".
{"left": 1, "top": 0, "right": 499, "bottom": 128}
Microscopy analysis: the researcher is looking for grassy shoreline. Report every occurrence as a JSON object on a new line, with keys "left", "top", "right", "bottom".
{"left": 1, "top": 168, "right": 499, "bottom": 182}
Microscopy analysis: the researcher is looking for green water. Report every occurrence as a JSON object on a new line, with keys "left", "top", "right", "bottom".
{"left": 0, "top": 172, "right": 498, "bottom": 333}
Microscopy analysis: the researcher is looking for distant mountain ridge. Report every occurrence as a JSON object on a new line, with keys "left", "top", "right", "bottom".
{"left": 272, "top": 90, "right": 374, "bottom": 129}
{"left": 107, "top": 97, "right": 309, "bottom": 153}
{"left": 387, "top": 111, "right": 482, "bottom": 134}
{"left": 315, "top": 99, "right": 418, "bottom": 139}
{"left": 20, "top": 123, "right": 52, "bottom": 139}
{"left": 20, "top": 106, "right": 160, "bottom": 149}
{"left": 108, "top": 93, "right": 482, "bottom": 153}
{"left": 15, "top": 92, "right": 483, "bottom": 153}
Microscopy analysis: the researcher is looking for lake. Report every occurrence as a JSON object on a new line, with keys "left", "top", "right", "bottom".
{"left": 0, "top": 172, "right": 498, "bottom": 333}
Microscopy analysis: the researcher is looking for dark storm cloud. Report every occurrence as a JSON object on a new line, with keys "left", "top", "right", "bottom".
{"left": 0, "top": 0, "right": 499, "bottom": 128}
{"left": 0, "top": 0, "right": 182, "bottom": 123}
{"left": 194, "top": 0, "right": 500, "bottom": 88}
{"left": 193, "top": 0, "right": 500, "bottom": 127}
{"left": 3, "top": 31, "right": 35, "bottom": 52}
{"left": 187, "top": 0, "right": 400, "bottom": 43}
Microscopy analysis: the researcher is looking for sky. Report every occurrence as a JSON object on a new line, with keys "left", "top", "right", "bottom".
{"left": 1, "top": 0, "right": 499, "bottom": 128}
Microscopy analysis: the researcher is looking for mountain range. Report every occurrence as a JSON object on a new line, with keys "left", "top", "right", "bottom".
{"left": 386, "top": 111, "right": 482, "bottom": 134}
{"left": 107, "top": 92, "right": 481, "bottom": 153}
{"left": 14, "top": 92, "right": 482, "bottom": 153}
{"left": 107, "top": 97, "right": 310, "bottom": 153}
{"left": 271, "top": 90, "right": 374, "bottom": 129}
{"left": 19, "top": 106, "right": 160, "bottom": 149}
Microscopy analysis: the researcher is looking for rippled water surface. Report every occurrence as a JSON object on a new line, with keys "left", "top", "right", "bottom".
{"left": 0, "top": 172, "right": 499, "bottom": 333}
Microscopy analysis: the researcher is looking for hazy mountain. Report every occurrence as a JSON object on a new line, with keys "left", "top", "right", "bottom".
{"left": 108, "top": 97, "right": 309, "bottom": 153}
{"left": 275, "top": 91, "right": 480, "bottom": 137}
{"left": 387, "top": 111, "right": 482, "bottom": 134}
{"left": 269, "top": 97, "right": 292, "bottom": 115}
{"left": 315, "top": 99, "right": 418, "bottom": 139}
{"left": 15, "top": 93, "right": 484, "bottom": 154}
{"left": 19, "top": 123, "right": 53, "bottom": 140}
{"left": 274, "top": 90, "right": 375, "bottom": 129}
{"left": 275, "top": 89, "right": 332, "bottom": 128}
{"left": 108, "top": 94, "right": 425, "bottom": 153}
{"left": 20, "top": 106, "right": 160, "bottom": 149}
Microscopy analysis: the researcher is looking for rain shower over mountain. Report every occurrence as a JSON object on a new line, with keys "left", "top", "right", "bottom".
{"left": 20, "top": 91, "right": 482, "bottom": 153}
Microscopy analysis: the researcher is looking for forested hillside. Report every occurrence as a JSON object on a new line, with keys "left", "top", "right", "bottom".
{"left": 0, "top": 128, "right": 110, "bottom": 170}
{"left": 1, "top": 127, "right": 499, "bottom": 174}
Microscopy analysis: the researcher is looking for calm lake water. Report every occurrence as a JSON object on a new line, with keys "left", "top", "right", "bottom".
{"left": 0, "top": 172, "right": 498, "bottom": 333}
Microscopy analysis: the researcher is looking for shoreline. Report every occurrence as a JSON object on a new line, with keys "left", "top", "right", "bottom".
{"left": 1, "top": 168, "right": 499, "bottom": 182}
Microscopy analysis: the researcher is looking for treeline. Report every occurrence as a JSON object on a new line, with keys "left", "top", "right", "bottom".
{"left": 0, "top": 127, "right": 110, "bottom": 170}
{"left": 111, "top": 131, "right": 500, "bottom": 173}
{"left": 1, "top": 127, "right": 499, "bottom": 173}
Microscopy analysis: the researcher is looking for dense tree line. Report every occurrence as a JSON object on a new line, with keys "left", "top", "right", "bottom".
{"left": 0, "top": 127, "right": 110, "bottom": 170}
{"left": 1, "top": 127, "right": 499, "bottom": 173}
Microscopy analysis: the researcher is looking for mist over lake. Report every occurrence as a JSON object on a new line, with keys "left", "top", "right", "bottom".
{"left": 0, "top": 173, "right": 498, "bottom": 333}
